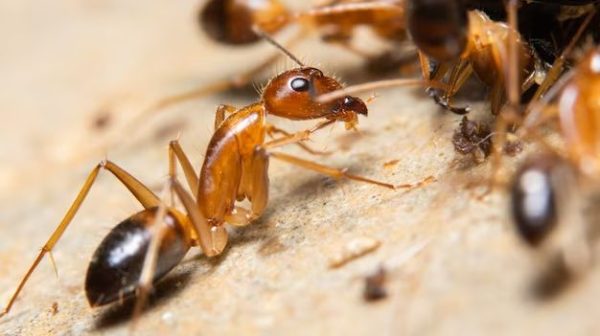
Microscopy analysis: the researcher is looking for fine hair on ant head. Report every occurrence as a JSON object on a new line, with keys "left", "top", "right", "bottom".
{"left": 252, "top": 25, "right": 305, "bottom": 68}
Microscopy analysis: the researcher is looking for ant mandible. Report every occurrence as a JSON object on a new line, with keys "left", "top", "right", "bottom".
{"left": 0, "top": 31, "right": 426, "bottom": 320}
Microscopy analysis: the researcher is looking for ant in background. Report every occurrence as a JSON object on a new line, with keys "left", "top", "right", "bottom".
{"left": 1, "top": 30, "right": 430, "bottom": 324}
{"left": 510, "top": 45, "right": 600, "bottom": 296}
{"left": 319, "top": 0, "right": 597, "bottom": 170}
{"left": 409, "top": 0, "right": 599, "bottom": 115}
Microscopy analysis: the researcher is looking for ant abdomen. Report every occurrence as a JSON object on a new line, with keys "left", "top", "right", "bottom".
{"left": 200, "top": 0, "right": 288, "bottom": 45}
{"left": 85, "top": 208, "right": 191, "bottom": 307}
{"left": 406, "top": 0, "right": 468, "bottom": 62}
{"left": 510, "top": 155, "right": 571, "bottom": 247}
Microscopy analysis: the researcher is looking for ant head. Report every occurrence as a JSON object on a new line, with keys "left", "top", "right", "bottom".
{"left": 262, "top": 67, "right": 367, "bottom": 129}
{"left": 200, "top": 0, "right": 289, "bottom": 45}
{"left": 406, "top": 0, "right": 468, "bottom": 62}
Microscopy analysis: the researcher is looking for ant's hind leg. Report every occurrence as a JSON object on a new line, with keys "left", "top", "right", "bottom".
{"left": 0, "top": 160, "right": 159, "bottom": 317}
{"left": 263, "top": 120, "right": 336, "bottom": 149}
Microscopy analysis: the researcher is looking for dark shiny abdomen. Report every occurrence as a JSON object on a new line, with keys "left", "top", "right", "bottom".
{"left": 85, "top": 208, "right": 190, "bottom": 307}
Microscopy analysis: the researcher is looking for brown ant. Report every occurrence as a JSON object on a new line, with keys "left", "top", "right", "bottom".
{"left": 317, "top": 0, "right": 545, "bottom": 110}
{"left": 319, "top": 1, "right": 596, "bottom": 179}
{"left": 0, "top": 31, "right": 428, "bottom": 321}
{"left": 510, "top": 46, "right": 600, "bottom": 295}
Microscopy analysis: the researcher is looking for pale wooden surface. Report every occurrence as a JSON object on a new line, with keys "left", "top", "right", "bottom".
{"left": 1, "top": 1, "right": 599, "bottom": 335}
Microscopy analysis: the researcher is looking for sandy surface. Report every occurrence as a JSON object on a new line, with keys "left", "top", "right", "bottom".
{"left": 1, "top": 1, "right": 599, "bottom": 335}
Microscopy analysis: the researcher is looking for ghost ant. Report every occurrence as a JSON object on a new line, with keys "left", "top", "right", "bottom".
{"left": 510, "top": 46, "right": 600, "bottom": 295}
{"left": 0, "top": 30, "right": 434, "bottom": 323}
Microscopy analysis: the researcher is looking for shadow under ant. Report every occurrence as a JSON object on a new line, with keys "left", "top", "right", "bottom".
{"left": 527, "top": 255, "right": 576, "bottom": 301}
{"left": 92, "top": 270, "right": 193, "bottom": 331}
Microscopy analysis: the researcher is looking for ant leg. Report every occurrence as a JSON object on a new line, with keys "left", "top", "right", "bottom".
{"left": 528, "top": 9, "right": 596, "bottom": 106}
{"left": 266, "top": 124, "right": 332, "bottom": 155}
{"left": 225, "top": 146, "right": 269, "bottom": 226}
{"left": 170, "top": 178, "right": 226, "bottom": 257}
{"left": 224, "top": 147, "right": 270, "bottom": 226}
{"left": 268, "top": 151, "right": 396, "bottom": 189}
{"left": 331, "top": 40, "right": 378, "bottom": 59}
{"left": 263, "top": 120, "right": 336, "bottom": 149}
{"left": 167, "top": 140, "right": 224, "bottom": 254}
{"left": 214, "top": 104, "right": 238, "bottom": 130}
{"left": 489, "top": 82, "right": 506, "bottom": 116}
{"left": 317, "top": 78, "right": 449, "bottom": 103}
{"left": 0, "top": 160, "right": 159, "bottom": 317}
{"left": 130, "top": 181, "right": 171, "bottom": 330}
{"left": 440, "top": 61, "right": 473, "bottom": 114}
{"left": 418, "top": 51, "right": 431, "bottom": 80}
{"left": 168, "top": 140, "right": 199, "bottom": 195}
{"left": 446, "top": 61, "right": 473, "bottom": 98}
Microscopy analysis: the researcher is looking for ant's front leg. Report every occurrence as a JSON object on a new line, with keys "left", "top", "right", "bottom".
{"left": 266, "top": 124, "right": 332, "bottom": 156}
{"left": 214, "top": 104, "right": 238, "bottom": 130}
{"left": 223, "top": 147, "right": 270, "bottom": 227}
{"left": 263, "top": 119, "right": 336, "bottom": 149}
{"left": 421, "top": 58, "right": 470, "bottom": 115}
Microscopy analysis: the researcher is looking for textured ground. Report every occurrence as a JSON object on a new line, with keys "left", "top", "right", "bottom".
{"left": 1, "top": 1, "right": 600, "bottom": 335}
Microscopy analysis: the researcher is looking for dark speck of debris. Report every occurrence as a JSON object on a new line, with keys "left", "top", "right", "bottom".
{"left": 383, "top": 159, "right": 400, "bottom": 169}
{"left": 452, "top": 117, "right": 492, "bottom": 163}
{"left": 92, "top": 110, "right": 111, "bottom": 130}
{"left": 363, "top": 267, "right": 387, "bottom": 302}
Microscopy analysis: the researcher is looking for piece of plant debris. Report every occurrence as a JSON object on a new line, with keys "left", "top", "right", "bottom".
{"left": 363, "top": 267, "right": 388, "bottom": 302}
{"left": 453, "top": 117, "right": 493, "bottom": 163}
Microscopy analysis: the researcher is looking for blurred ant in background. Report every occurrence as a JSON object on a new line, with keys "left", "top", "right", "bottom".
{"left": 319, "top": 0, "right": 598, "bottom": 167}
{"left": 511, "top": 45, "right": 600, "bottom": 297}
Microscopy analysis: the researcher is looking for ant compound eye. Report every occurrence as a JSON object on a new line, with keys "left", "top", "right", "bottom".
{"left": 290, "top": 77, "right": 310, "bottom": 92}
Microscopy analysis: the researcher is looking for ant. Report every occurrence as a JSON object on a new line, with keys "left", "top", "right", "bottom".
{"left": 414, "top": 0, "right": 600, "bottom": 114}
{"left": 319, "top": 1, "right": 597, "bottom": 173}
{"left": 0, "top": 31, "right": 428, "bottom": 321}
{"left": 510, "top": 46, "right": 600, "bottom": 295}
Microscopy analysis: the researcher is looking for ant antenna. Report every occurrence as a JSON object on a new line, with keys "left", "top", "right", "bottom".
{"left": 252, "top": 25, "right": 305, "bottom": 68}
